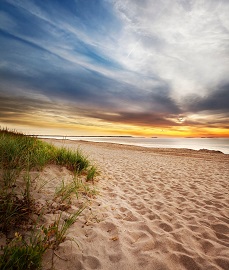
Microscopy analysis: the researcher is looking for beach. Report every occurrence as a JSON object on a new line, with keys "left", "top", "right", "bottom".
{"left": 42, "top": 139, "right": 229, "bottom": 270}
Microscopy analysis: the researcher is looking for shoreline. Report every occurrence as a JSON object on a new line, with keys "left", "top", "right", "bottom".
{"left": 43, "top": 138, "right": 229, "bottom": 158}
{"left": 41, "top": 138, "right": 229, "bottom": 270}
{"left": 40, "top": 136, "right": 229, "bottom": 154}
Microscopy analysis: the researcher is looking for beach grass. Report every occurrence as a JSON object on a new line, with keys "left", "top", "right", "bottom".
{"left": 0, "top": 128, "right": 95, "bottom": 175}
{"left": 0, "top": 232, "right": 47, "bottom": 270}
{"left": 0, "top": 128, "right": 97, "bottom": 269}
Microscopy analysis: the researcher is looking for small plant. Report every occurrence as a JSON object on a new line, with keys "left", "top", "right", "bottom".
{"left": 0, "top": 128, "right": 98, "bottom": 269}
{"left": 55, "top": 177, "right": 98, "bottom": 205}
{"left": 86, "top": 166, "right": 97, "bottom": 182}
{"left": 55, "top": 178, "right": 80, "bottom": 204}
{"left": 82, "top": 184, "right": 98, "bottom": 198}
{"left": 42, "top": 208, "right": 85, "bottom": 250}
{"left": 55, "top": 147, "right": 90, "bottom": 174}
{"left": 0, "top": 190, "right": 34, "bottom": 233}
{"left": 22, "top": 171, "right": 32, "bottom": 205}
{"left": 0, "top": 232, "right": 47, "bottom": 270}
{"left": 0, "top": 207, "right": 85, "bottom": 269}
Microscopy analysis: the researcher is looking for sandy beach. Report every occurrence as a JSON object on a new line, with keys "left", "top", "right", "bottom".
{"left": 41, "top": 139, "right": 229, "bottom": 270}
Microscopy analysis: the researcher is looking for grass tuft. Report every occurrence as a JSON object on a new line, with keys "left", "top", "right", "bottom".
{"left": 0, "top": 128, "right": 98, "bottom": 269}
{"left": 45, "top": 208, "right": 85, "bottom": 250}
{"left": 0, "top": 233, "right": 46, "bottom": 270}
{"left": 55, "top": 147, "right": 90, "bottom": 173}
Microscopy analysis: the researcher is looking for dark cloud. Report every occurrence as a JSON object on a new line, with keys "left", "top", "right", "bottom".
{"left": 1, "top": 0, "right": 229, "bottom": 135}
{"left": 150, "top": 86, "right": 181, "bottom": 114}
{"left": 0, "top": 37, "right": 181, "bottom": 117}
{"left": 0, "top": 94, "right": 54, "bottom": 118}
{"left": 1, "top": 85, "right": 228, "bottom": 131}
{"left": 186, "top": 83, "right": 229, "bottom": 113}
{"left": 0, "top": 88, "right": 179, "bottom": 129}
{"left": 84, "top": 111, "right": 179, "bottom": 127}
{"left": 184, "top": 117, "right": 229, "bottom": 128}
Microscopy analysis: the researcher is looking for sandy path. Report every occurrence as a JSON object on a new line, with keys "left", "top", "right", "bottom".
{"left": 42, "top": 139, "right": 229, "bottom": 270}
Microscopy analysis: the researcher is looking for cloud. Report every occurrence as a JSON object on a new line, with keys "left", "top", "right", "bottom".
{"left": 83, "top": 110, "right": 180, "bottom": 127}
{"left": 0, "top": 74, "right": 180, "bottom": 130}
{"left": 0, "top": 0, "right": 229, "bottom": 135}
{"left": 0, "top": 7, "right": 180, "bottom": 117}
{"left": 185, "top": 82, "right": 229, "bottom": 113}
{"left": 113, "top": 0, "right": 229, "bottom": 96}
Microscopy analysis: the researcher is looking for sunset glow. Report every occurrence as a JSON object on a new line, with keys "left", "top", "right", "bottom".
{"left": 0, "top": 0, "right": 229, "bottom": 137}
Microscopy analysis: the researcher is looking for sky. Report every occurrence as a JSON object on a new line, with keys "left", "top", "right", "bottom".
{"left": 0, "top": 0, "right": 229, "bottom": 137}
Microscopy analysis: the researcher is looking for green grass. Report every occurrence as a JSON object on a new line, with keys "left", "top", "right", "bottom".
{"left": 55, "top": 147, "right": 89, "bottom": 173}
{"left": 0, "top": 128, "right": 98, "bottom": 269}
{"left": 44, "top": 208, "right": 86, "bottom": 250}
{"left": 0, "top": 190, "right": 34, "bottom": 232}
{"left": 55, "top": 177, "right": 98, "bottom": 205}
{"left": 0, "top": 128, "right": 96, "bottom": 176}
{"left": 0, "top": 129, "right": 55, "bottom": 173}
{"left": 0, "top": 232, "right": 47, "bottom": 270}
{"left": 55, "top": 178, "right": 81, "bottom": 204}
{"left": 86, "top": 165, "right": 97, "bottom": 182}
{"left": 0, "top": 209, "right": 86, "bottom": 270}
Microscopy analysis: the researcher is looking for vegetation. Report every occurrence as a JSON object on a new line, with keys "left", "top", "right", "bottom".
{"left": 0, "top": 232, "right": 47, "bottom": 270}
{"left": 0, "top": 128, "right": 98, "bottom": 269}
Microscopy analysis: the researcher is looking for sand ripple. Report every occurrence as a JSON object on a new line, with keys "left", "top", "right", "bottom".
{"left": 43, "top": 140, "right": 229, "bottom": 270}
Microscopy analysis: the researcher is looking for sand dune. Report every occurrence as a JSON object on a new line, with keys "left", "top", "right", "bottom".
{"left": 42, "top": 139, "right": 229, "bottom": 270}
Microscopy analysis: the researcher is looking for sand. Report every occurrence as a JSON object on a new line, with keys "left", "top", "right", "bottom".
{"left": 41, "top": 139, "right": 229, "bottom": 270}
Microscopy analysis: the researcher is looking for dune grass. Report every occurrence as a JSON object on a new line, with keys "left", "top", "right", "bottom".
{"left": 0, "top": 232, "right": 47, "bottom": 270}
{"left": 55, "top": 177, "right": 98, "bottom": 206}
{"left": 0, "top": 128, "right": 96, "bottom": 176}
{"left": 0, "top": 128, "right": 98, "bottom": 269}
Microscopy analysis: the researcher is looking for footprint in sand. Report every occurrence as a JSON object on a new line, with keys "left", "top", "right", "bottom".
{"left": 108, "top": 253, "right": 122, "bottom": 263}
{"left": 211, "top": 223, "right": 229, "bottom": 242}
{"left": 215, "top": 257, "right": 229, "bottom": 270}
{"left": 100, "top": 221, "right": 118, "bottom": 234}
{"left": 212, "top": 223, "right": 229, "bottom": 234}
{"left": 119, "top": 206, "right": 128, "bottom": 213}
{"left": 200, "top": 239, "right": 215, "bottom": 256}
{"left": 83, "top": 255, "right": 101, "bottom": 269}
{"left": 179, "top": 254, "right": 201, "bottom": 270}
{"left": 159, "top": 222, "right": 173, "bottom": 232}
{"left": 122, "top": 210, "right": 139, "bottom": 222}
{"left": 128, "top": 230, "right": 149, "bottom": 242}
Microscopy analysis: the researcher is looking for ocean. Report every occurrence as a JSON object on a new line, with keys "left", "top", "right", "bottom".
{"left": 39, "top": 136, "right": 229, "bottom": 154}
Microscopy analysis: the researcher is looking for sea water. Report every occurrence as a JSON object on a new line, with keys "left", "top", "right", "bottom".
{"left": 39, "top": 136, "right": 229, "bottom": 154}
